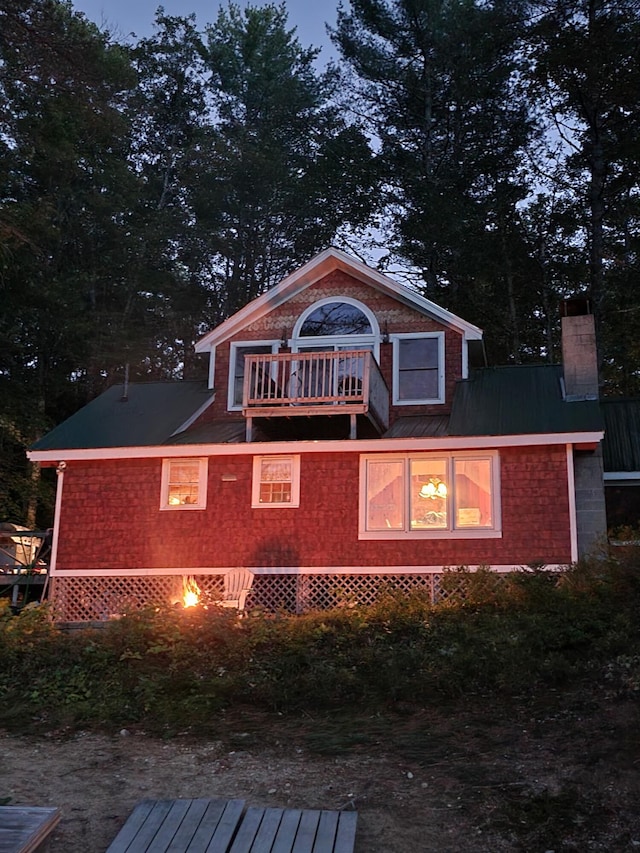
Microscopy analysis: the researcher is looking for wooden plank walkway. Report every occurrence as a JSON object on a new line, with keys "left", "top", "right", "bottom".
{"left": 0, "top": 806, "right": 61, "bottom": 853}
{"left": 106, "top": 799, "right": 245, "bottom": 853}
{"left": 106, "top": 800, "right": 357, "bottom": 853}
{"left": 229, "top": 806, "right": 357, "bottom": 853}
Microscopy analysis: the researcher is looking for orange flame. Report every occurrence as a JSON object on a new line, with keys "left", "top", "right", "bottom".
{"left": 182, "top": 575, "right": 200, "bottom": 608}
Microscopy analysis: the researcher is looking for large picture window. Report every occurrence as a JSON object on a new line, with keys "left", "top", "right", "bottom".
{"left": 360, "top": 452, "right": 500, "bottom": 539}
{"left": 160, "top": 458, "right": 208, "bottom": 510}
{"left": 252, "top": 455, "right": 301, "bottom": 508}
{"left": 391, "top": 333, "right": 445, "bottom": 405}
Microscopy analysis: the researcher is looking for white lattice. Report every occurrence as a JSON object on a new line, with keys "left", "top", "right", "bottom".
{"left": 50, "top": 572, "right": 468, "bottom": 622}
{"left": 51, "top": 575, "right": 223, "bottom": 622}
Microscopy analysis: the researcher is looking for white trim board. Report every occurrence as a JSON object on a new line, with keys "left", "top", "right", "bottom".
{"left": 566, "top": 443, "right": 578, "bottom": 563}
{"left": 49, "top": 564, "right": 571, "bottom": 578}
{"left": 28, "top": 431, "right": 604, "bottom": 464}
{"left": 604, "top": 472, "right": 640, "bottom": 482}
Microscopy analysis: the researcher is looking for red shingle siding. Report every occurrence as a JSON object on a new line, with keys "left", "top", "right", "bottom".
{"left": 197, "top": 271, "right": 464, "bottom": 423}
{"left": 55, "top": 445, "right": 572, "bottom": 572}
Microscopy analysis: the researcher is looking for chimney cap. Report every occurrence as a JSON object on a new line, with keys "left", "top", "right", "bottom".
{"left": 561, "top": 297, "right": 592, "bottom": 317}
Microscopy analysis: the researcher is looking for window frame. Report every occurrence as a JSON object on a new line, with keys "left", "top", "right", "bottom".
{"left": 391, "top": 332, "right": 445, "bottom": 405}
{"left": 228, "top": 339, "right": 279, "bottom": 412}
{"left": 252, "top": 455, "right": 301, "bottom": 508}
{"left": 160, "top": 457, "right": 208, "bottom": 511}
{"left": 292, "top": 296, "right": 379, "bottom": 342}
{"left": 359, "top": 451, "right": 501, "bottom": 539}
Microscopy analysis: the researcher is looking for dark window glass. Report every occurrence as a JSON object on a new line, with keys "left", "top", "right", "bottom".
{"left": 299, "top": 302, "right": 372, "bottom": 336}
{"left": 398, "top": 337, "right": 440, "bottom": 401}
{"left": 233, "top": 345, "right": 272, "bottom": 406}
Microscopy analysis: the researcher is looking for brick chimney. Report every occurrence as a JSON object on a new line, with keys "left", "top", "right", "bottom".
{"left": 561, "top": 298, "right": 599, "bottom": 400}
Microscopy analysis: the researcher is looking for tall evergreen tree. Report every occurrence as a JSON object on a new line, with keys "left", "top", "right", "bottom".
{"left": 332, "top": 0, "right": 536, "bottom": 358}
{"left": 525, "top": 0, "right": 640, "bottom": 392}
{"left": 127, "top": 11, "right": 213, "bottom": 379}
{"left": 0, "top": 0, "right": 137, "bottom": 521}
{"left": 197, "top": 2, "right": 378, "bottom": 318}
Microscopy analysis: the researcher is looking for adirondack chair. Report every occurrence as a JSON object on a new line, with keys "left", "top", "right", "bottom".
{"left": 219, "top": 568, "right": 254, "bottom": 612}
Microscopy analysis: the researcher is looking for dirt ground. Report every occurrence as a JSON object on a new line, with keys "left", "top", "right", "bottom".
{"left": 3, "top": 693, "right": 640, "bottom": 852}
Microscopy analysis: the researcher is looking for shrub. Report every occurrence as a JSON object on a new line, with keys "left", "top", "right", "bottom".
{"left": 1, "top": 559, "right": 640, "bottom": 733}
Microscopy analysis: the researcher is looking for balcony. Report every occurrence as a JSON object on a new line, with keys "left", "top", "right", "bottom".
{"left": 242, "top": 350, "right": 390, "bottom": 441}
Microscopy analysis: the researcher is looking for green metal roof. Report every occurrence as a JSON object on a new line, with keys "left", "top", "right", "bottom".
{"left": 380, "top": 366, "right": 603, "bottom": 440}
{"left": 601, "top": 398, "right": 640, "bottom": 472}
{"left": 31, "top": 381, "right": 214, "bottom": 450}
{"left": 167, "top": 420, "right": 248, "bottom": 445}
{"left": 448, "top": 364, "right": 603, "bottom": 436}
{"left": 31, "top": 365, "right": 605, "bottom": 453}
{"left": 385, "top": 415, "right": 451, "bottom": 439}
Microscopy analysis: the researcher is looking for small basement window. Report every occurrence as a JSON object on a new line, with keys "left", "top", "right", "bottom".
{"left": 252, "top": 455, "right": 300, "bottom": 508}
{"left": 160, "top": 458, "right": 208, "bottom": 510}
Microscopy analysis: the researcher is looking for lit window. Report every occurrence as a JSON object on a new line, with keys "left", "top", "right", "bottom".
{"left": 228, "top": 341, "right": 278, "bottom": 410}
{"left": 410, "top": 458, "right": 449, "bottom": 529}
{"left": 360, "top": 452, "right": 500, "bottom": 539}
{"left": 160, "top": 458, "right": 208, "bottom": 510}
{"left": 252, "top": 455, "right": 300, "bottom": 508}
{"left": 392, "top": 333, "right": 444, "bottom": 404}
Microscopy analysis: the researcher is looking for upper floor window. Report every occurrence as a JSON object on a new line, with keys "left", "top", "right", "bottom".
{"left": 160, "top": 458, "right": 208, "bottom": 510}
{"left": 228, "top": 340, "right": 278, "bottom": 410}
{"left": 292, "top": 297, "right": 379, "bottom": 355}
{"left": 391, "top": 332, "right": 445, "bottom": 405}
{"left": 299, "top": 300, "right": 373, "bottom": 336}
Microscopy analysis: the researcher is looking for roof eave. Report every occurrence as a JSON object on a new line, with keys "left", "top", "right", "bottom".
{"left": 27, "top": 430, "right": 604, "bottom": 463}
{"left": 194, "top": 248, "right": 483, "bottom": 352}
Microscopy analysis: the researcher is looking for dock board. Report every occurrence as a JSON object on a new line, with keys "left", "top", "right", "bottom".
{"left": 0, "top": 806, "right": 61, "bottom": 853}
{"left": 228, "top": 806, "right": 357, "bottom": 853}
{"left": 107, "top": 800, "right": 357, "bottom": 853}
{"left": 106, "top": 798, "right": 245, "bottom": 853}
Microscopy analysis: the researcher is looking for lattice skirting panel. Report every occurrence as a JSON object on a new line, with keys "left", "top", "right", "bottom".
{"left": 50, "top": 573, "right": 467, "bottom": 623}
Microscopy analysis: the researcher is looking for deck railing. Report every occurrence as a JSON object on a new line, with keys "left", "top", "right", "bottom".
{"left": 242, "top": 350, "right": 389, "bottom": 430}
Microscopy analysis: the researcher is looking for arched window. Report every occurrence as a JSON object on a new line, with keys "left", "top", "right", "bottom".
{"left": 292, "top": 297, "right": 379, "bottom": 353}
{"left": 299, "top": 301, "right": 373, "bottom": 337}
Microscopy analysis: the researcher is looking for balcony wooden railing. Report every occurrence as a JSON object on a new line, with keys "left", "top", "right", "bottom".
{"left": 242, "top": 350, "right": 389, "bottom": 440}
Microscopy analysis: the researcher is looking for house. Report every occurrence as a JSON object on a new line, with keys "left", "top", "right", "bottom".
{"left": 601, "top": 398, "right": 640, "bottom": 533}
{"left": 28, "top": 249, "right": 607, "bottom": 622}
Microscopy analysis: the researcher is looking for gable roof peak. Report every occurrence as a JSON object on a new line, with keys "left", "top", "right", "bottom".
{"left": 195, "top": 248, "right": 482, "bottom": 352}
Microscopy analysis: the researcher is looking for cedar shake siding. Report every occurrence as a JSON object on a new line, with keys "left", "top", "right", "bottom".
{"left": 54, "top": 445, "right": 572, "bottom": 572}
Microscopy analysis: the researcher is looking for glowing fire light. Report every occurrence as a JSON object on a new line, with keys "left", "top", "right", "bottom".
{"left": 182, "top": 575, "right": 200, "bottom": 608}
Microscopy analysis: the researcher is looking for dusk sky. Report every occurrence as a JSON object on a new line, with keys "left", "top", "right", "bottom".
{"left": 72, "top": 0, "right": 338, "bottom": 58}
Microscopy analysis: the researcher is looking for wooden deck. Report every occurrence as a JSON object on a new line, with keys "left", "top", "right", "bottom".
{"left": 228, "top": 806, "right": 357, "bottom": 853}
{"left": 242, "top": 350, "right": 389, "bottom": 440}
{"left": 0, "top": 805, "right": 61, "bottom": 853}
{"left": 106, "top": 799, "right": 357, "bottom": 853}
{"left": 106, "top": 799, "right": 245, "bottom": 853}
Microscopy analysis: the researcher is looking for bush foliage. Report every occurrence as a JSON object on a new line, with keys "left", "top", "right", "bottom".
{"left": 2, "top": 555, "right": 640, "bottom": 734}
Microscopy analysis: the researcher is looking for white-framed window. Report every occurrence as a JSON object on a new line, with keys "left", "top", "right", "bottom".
{"left": 252, "top": 455, "right": 301, "bottom": 508}
{"left": 228, "top": 340, "right": 279, "bottom": 410}
{"left": 160, "top": 458, "right": 208, "bottom": 510}
{"left": 293, "top": 296, "right": 379, "bottom": 341}
{"left": 391, "top": 332, "right": 445, "bottom": 405}
{"left": 359, "top": 451, "right": 501, "bottom": 539}
{"left": 291, "top": 296, "right": 380, "bottom": 360}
